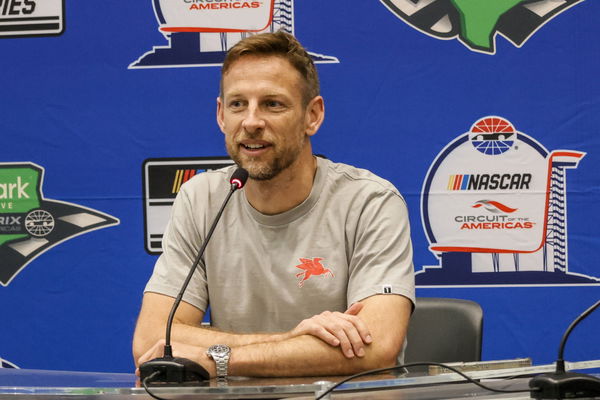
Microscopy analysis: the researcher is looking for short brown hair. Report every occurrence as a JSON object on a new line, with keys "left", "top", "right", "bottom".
{"left": 220, "top": 31, "right": 320, "bottom": 105}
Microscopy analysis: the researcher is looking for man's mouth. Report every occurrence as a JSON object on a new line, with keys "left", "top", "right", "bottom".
{"left": 239, "top": 141, "right": 271, "bottom": 154}
{"left": 242, "top": 143, "right": 266, "bottom": 150}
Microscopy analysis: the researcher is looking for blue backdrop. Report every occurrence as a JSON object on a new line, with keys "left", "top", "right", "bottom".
{"left": 0, "top": 0, "right": 598, "bottom": 373}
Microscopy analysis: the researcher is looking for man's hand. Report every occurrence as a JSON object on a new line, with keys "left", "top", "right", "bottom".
{"left": 137, "top": 339, "right": 216, "bottom": 378}
{"left": 289, "top": 302, "right": 372, "bottom": 358}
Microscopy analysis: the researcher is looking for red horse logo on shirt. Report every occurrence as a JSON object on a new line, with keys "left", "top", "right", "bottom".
{"left": 295, "top": 257, "right": 334, "bottom": 288}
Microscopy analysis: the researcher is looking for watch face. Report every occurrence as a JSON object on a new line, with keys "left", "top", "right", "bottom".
{"left": 208, "top": 344, "right": 230, "bottom": 357}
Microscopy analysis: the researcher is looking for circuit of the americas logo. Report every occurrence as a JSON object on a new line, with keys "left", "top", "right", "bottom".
{"left": 130, "top": 0, "right": 337, "bottom": 69}
{"left": 419, "top": 116, "right": 599, "bottom": 287}
{"left": 143, "top": 157, "right": 235, "bottom": 254}
{"left": 0, "top": 0, "right": 64, "bottom": 39}
{"left": 380, "top": 0, "right": 583, "bottom": 54}
{"left": 0, "top": 163, "right": 119, "bottom": 286}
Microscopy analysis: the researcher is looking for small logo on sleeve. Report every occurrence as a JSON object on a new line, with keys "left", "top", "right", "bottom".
{"left": 383, "top": 285, "right": 392, "bottom": 294}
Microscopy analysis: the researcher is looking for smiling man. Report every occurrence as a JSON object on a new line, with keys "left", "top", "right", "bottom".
{"left": 133, "top": 32, "right": 415, "bottom": 379}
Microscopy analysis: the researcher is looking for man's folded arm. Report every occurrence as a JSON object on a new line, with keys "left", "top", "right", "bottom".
{"left": 135, "top": 293, "right": 412, "bottom": 377}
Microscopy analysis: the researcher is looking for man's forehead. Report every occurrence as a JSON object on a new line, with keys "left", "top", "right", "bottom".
{"left": 221, "top": 54, "right": 304, "bottom": 94}
{"left": 223, "top": 54, "right": 297, "bottom": 78}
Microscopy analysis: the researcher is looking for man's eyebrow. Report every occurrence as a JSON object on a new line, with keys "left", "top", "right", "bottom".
{"left": 223, "top": 92, "right": 244, "bottom": 99}
{"left": 224, "top": 92, "right": 290, "bottom": 100}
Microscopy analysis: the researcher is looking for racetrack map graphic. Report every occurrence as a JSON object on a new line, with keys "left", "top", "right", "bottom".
{"left": 0, "top": 163, "right": 119, "bottom": 286}
{"left": 418, "top": 116, "right": 599, "bottom": 286}
{"left": 380, "top": 0, "right": 583, "bottom": 54}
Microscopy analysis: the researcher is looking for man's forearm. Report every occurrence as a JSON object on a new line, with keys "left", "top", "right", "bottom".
{"left": 171, "top": 322, "right": 290, "bottom": 348}
{"left": 134, "top": 322, "right": 293, "bottom": 368}
{"left": 171, "top": 302, "right": 370, "bottom": 355}
{"left": 228, "top": 333, "right": 398, "bottom": 378}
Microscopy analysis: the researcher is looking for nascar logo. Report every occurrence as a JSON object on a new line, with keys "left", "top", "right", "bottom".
{"left": 143, "top": 157, "right": 235, "bottom": 254}
{"left": 447, "top": 173, "right": 532, "bottom": 191}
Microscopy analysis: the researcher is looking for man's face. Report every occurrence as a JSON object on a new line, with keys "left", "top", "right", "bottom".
{"left": 217, "top": 55, "right": 317, "bottom": 181}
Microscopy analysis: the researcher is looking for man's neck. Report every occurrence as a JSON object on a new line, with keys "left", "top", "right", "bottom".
{"left": 244, "top": 152, "right": 317, "bottom": 215}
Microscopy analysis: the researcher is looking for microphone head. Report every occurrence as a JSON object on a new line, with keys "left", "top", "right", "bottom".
{"left": 230, "top": 167, "right": 249, "bottom": 189}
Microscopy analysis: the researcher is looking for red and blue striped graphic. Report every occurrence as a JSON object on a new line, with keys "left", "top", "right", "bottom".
{"left": 447, "top": 174, "right": 470, "bottom": 190}
{"left": 171, "top": 169, "right": 206, "bottom": 193}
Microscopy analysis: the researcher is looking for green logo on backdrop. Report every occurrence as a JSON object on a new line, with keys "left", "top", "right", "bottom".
{"left": 451, "top": 0, "right": 522, "bottom": 50}
{"left": 0, "top": 162, "right": 119, "bottom": 286}
{"left": 0, "top": 167, "right": 42, "bottom": 245}
{"left": 380, "top": 0, "right": 583, "bottom": 54}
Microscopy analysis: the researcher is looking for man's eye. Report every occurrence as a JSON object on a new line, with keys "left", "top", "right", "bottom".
{"left": 266, "top": 100, "right": 284, "bottom": 108}
{"left": 229, "top": 101, "right": 243, "bottom": 108}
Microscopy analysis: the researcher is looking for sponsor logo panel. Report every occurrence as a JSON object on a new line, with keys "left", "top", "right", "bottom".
{"left": 418, "top": 116, "right": 598, "bottom": 286}
{"left": 131, "top": 0, "right": 338, "bottom": 68}
{"left": 0, "top": 163, "right": 119, "bottom": 286}
{"left": 380, "top": 0, "right": 583, "bottom": 54}
{"left": 158, "top": 0, "right": 274, "bottom": 32}
{"left": 142, "top": 157, "right": 235, "bottom": 254}
{"left": 0, "top": 0, "right": 64, "bottom": 38}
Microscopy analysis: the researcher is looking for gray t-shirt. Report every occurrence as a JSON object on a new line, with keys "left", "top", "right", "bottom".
{"left": 145, "top": 157, "right": 415, "bottom": 334}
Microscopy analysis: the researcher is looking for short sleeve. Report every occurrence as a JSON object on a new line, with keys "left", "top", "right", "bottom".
{"left": 346, "top": 189, "right": 415, "bottom": 308}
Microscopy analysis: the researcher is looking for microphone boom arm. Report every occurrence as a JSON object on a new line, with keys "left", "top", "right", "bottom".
{"left": 163, "top": 183, "right": 238, "bottom": 357}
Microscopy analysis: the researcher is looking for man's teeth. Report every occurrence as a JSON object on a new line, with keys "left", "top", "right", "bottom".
{"left": 244, "top": 144, "right": 265, "bottom": 149}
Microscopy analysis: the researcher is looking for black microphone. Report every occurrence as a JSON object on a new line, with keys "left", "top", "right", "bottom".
{"left": 529, "top": 299, "right": 600, "bottom": 399}
{"left": 139, "top": 167, "right": 249, "bottom": 385}
{"left": 229, "top": 168, "right": 248, "bottom": 190}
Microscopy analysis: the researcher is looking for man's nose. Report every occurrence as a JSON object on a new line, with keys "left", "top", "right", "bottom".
{"left": 242, "top": 105, "right": 266, "bottom": 133}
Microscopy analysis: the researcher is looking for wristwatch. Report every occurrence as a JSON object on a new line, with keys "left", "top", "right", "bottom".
{"left": 206, "top": 344, "right": 231, "bottom": 378}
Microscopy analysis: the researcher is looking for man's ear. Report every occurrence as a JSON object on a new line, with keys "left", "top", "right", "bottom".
{"left": 216, "top": 97, "right": 226, "bottom": 133}
{"left": 305, "top": 96, "right": 325, "bottom": 137}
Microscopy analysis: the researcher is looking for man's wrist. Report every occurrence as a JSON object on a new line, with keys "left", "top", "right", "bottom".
{"left": 200, "top": 351, "right": 217, "bottom": 378}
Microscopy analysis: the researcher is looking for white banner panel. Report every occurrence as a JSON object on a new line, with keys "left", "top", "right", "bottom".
{"left": 157, "top": 0, "right": 274, "bottom": 32}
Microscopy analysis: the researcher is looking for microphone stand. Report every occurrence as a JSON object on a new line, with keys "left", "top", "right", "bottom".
{"left": 529, "top": 300, "right": 600, "bottom": 399}
{"left": 140, "top": 169, "right": 248, "bottom": 384}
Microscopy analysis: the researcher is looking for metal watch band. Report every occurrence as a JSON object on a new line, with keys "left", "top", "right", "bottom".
{"left": 207, "top": 344, "right": 231, "bottom": 378}
{"left": 215, "top": 353, "right": 229, "bottom": 378}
